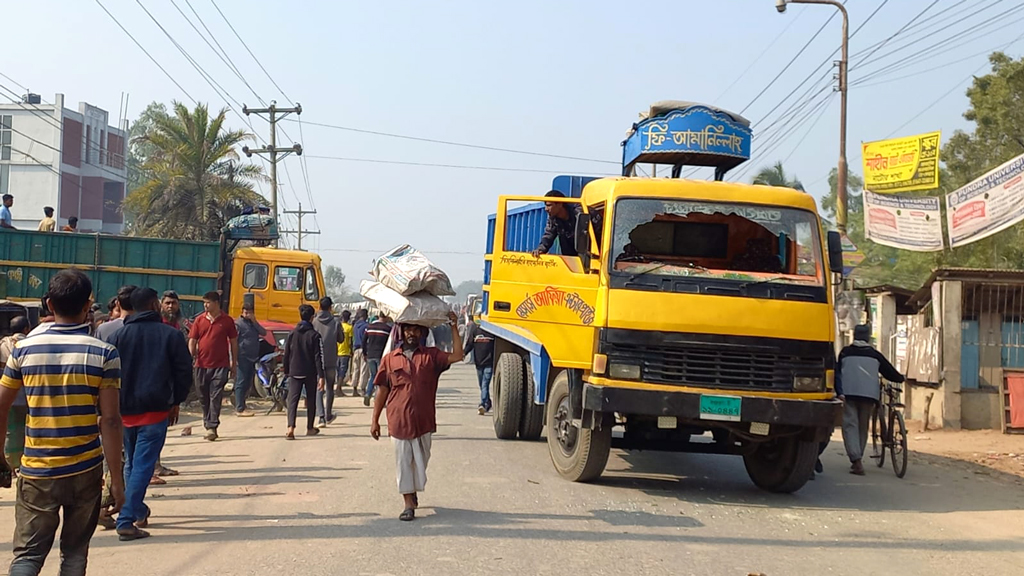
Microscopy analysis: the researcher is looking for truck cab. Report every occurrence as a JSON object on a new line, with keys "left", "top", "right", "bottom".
{"left": 480, "top": 103, "right": 844, "bottom": 493}
{"left": 229, "top": 247, "right": 326, "bottom": 324}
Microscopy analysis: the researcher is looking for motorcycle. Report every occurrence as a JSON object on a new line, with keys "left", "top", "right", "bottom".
{"left": 257, "top": 350, "right": 287, "bottom": 415}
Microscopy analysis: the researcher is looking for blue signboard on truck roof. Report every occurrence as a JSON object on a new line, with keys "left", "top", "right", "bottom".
{"left": 622, "top": 104, "right": 752, "bottom": 178}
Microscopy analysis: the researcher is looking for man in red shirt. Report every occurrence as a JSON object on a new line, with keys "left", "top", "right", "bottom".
{"left": 370, "top": 311, "right": 463, "bottom": 521}
{"left": 188, "top": 291, "right": 238, "bottom": 441}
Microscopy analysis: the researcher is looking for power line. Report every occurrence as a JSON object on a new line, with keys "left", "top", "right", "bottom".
{"left": 94, "top": 0, "right": 197, "bottom": 104}
{"left": 849, "top": 0, "right": 943, "bottom": 69}
{"left": 289, "top": 118, "right": 618, "bottom": 165}
{"left": 305, "top": 155, "right": 617, "bottom": 175}
{"left": 209, "top": 0, "right": 293, "bottom": 103}
{"left": 715, "top": 8, "right": 806, "bottom": 102}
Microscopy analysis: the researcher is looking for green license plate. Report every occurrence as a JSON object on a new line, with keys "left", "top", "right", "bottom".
{"left": 699, "top": 395, "right": 742, "bottom": 422}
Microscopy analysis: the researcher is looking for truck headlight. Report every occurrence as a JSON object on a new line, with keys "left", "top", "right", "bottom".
{"left": 608, "top": 362, "right": 641, "bottom": 380}
{"left": 793, "top": 375, "right": 824, "bottom": 392}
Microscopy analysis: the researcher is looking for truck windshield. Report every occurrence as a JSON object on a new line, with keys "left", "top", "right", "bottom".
{"left": 610, "top": 199, "right": 824, "bottom": 286}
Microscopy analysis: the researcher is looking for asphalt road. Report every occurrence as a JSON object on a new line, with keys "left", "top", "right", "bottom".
{"left": 1, "top": 364, "right": 1022, "bottom": 576}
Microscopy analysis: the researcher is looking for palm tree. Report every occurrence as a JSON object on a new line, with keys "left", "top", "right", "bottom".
{"left": 752, "top": 161, "right": 805, "bottom": 191}
{"left": 123, "top": 102, "right": 266, "bottom": 240}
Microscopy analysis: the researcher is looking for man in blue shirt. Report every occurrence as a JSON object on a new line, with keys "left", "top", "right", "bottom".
{"left": 0, "top": 194, "right": 15, "bottom": 229}
{"left": 350, "top": 309, "right": 369, "bottom": 396}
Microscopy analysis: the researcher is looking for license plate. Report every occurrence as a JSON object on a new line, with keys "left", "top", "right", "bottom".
{"left": 699, "top": 395, "right": 742, "bottom": 422}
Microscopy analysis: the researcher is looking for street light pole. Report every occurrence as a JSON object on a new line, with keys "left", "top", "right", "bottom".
{"left": 776, "top": 0, "right": 849, "bottom": 235}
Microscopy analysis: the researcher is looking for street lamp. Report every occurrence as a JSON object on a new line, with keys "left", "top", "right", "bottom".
{"left": 776, "top": 0, "right": 849, "bottom": 236}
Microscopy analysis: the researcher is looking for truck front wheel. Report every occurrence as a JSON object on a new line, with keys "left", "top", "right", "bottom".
{"left": 742, "top": 435, "right": 818, "bottom": 493}
{"left": 546, "top": 372, "right": 611, "bottom": 482}
{"left": 492, "top": 353, "right": 524, "bottom": 440}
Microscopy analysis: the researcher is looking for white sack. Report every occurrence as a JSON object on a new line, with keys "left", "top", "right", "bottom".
{"left": 359, "top": 280, "right": 451, "bottom": 327}
{"left": 371, "top": 244, "right": 455, "bottom": 297}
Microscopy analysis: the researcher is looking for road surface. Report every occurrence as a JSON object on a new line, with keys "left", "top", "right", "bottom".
{"left": 1, "top": 364, "right": 1022, "bottom": 575}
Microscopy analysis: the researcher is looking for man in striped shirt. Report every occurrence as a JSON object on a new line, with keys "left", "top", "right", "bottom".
{"left": 0, "top": 268, "right": 125, "bottom": 576}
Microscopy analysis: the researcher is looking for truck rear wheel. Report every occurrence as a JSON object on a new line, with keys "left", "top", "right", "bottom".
{"left": 492, "top": 353, "right": 524, "bottom": 440}
{"left": 519, "top": 362, "right": 545, "bottom": 441}
{"left": 546, "top": 372, "right": 611, "bottom": 482}
{"left": 742, "top": 435, "right": 818, "bottom": 493}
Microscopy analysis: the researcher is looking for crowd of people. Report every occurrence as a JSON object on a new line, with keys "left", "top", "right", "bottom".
{"left": 0, "top": 195, "right": 79, "bottom": 233}
{"left": 0, "top": 267, "right": 476, "bottom": 575}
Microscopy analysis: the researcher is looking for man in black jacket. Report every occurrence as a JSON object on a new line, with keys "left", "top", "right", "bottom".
{"left": 532, "top": 190, "right": 581, "bottom": 258}
{"left": 283, "top": 304, "right": 326, "bottom": 440}
{"left": 463, "top": 314, "right": 495, "bottom": 415}
{"left": 109, "top": 288, "right": 192, "bottom": 541}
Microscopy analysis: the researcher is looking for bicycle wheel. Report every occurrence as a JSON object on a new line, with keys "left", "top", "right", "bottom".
{"left": 871, "top": 404, "right": 886, "bottom": 467}
{"left": 889, "top": 409, "right": 909, "bottom": 478}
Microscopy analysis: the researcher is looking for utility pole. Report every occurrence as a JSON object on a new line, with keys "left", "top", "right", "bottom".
{"left": 241, "top": 101, "right": 303, "bottom": 237}
{"left": 776, "top": 0, "right": 849, "bottom": 235}
{"left": 280, "top": 202, "right": 320, "bottom": 251}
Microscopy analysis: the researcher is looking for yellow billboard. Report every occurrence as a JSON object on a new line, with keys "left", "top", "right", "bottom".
{"left": 861, "top": 131, "right": 940, "bottom": 193}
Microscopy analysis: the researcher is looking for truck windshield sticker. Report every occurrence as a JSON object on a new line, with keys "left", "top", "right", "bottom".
{"left": 516, "top": 286, "right": 595, "bottom": 325}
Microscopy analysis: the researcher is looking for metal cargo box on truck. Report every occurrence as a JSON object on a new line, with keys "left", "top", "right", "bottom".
{"left": 0, "top": 230, "right": 220, "bottom": 317}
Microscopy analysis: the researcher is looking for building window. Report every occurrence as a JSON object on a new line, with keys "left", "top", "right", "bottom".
{"left": 1, "top": 115, "right": 11, "bottom": 161}
{"left": 0, "top": 165, "right": 9, "bottom": 195}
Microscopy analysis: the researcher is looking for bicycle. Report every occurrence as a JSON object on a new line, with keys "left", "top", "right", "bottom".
{"left": 869, "top": 381, "right": 909, "bottom": 478}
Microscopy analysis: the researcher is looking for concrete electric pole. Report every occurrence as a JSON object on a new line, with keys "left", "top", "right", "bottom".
{"left": 280, "top": 202, "right": 319, "bottom": 251}
{"left": 241, "top": 101, "right": 303, "bottom": 233}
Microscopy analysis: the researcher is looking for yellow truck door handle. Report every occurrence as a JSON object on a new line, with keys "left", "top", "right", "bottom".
{"left": 271, "top": 303, "right": 282, "bottom": 308}
{"left": 494, "top": 301, "right": 511, "bottom": 312}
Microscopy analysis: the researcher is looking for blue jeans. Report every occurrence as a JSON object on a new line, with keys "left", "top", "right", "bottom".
{"left": 337, "top": 355, "right": 351, "bottom": 383}
{"left": 476, "top": 366, "right": 493, "bottom": 410}
{"left": 236, "top": 361, "right": 256, "bottom": 412}
{"left": 118, "top": 419, "right": 168, "bottom": 531}
{"left": 364, "top": 358, "right": 381, "bottom": 399}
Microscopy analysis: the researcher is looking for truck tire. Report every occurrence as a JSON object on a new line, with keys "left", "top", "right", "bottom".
{"left": 742, "top": 435, "right": 818, "bottom": 493}
{"left": 546, "top": 371, "right": 611, "bottom": 482}
{"left": 519, "top": 362, "right": 545, "bottom": 441}
{"left": 492, "top": 353, "right": 524, "bottom": 440}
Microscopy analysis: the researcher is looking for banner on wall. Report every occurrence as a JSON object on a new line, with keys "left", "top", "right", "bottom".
{"left": 861, "top": 131, "right": 941, "bottom": 193}
{"left": 945, "top": 152, "right": 1024, "bottom": 248}
{"left": 863, "top": 191, "right": 944, "bottom": 252}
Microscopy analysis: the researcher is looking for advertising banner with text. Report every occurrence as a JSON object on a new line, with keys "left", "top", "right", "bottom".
{"left": 863, "top": 191, "right": 943, "bottom": 252}
{"left": 945, "top": 153, "right": 1024, "bottom": 248}
{"left": 862, "top": 131, "right": 941, "bottom": 193}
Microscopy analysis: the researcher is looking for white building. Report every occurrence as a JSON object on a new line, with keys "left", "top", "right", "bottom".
{"left": 0, "top": 93, "right": 128, "bottom": 233}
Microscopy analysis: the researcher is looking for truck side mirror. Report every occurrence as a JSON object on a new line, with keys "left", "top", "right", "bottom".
{"left": 574, "top": 212, "right": 591, "bottom": 269}
{"left": 827, "top": 231, "right": 844, "bottom": 275}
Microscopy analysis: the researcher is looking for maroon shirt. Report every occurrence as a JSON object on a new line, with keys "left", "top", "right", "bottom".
{"left": 374, "top": 346, "right": 450, "bottom": 440}
{"left": 189, "top": 313, "right": 238, "bottom": 369}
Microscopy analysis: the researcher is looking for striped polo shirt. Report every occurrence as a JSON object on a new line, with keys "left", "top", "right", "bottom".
{"left": 0, "top": 323, "right": 120, "bottom": 479}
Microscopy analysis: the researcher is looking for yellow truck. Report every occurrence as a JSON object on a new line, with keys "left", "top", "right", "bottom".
{"left": 479, "top": 104, "right": 844, "bottom": 493}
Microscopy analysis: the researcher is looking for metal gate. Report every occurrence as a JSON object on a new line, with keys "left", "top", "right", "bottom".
{"left": 960, "top": 282, "right": 1024, "bottom": 432}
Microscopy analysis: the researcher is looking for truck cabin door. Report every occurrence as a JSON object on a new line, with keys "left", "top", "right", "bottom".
{"left": 238, "top": 261, "right": 271, "bottom": 321}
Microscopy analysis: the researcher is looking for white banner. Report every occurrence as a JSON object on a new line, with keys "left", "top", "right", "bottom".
{"left": 863, "top": 191, "right": 944, "bottom": 252}
{"left": 945, "top": 153, "right": 1024, "bottom": 248}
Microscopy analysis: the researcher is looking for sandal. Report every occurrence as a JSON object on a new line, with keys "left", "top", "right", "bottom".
{"left": 399, "top": 508, "right": 415, "bottom": 522}
{"left": 117, "top": 527, "right": 151, "bottom": 542}
{"left": 285, "top": 432, "right": 295, "bottom": 440}
{"left": 136, "top": 504, "right": 151, "bottom": 529}
{"left": 306, "top": 428, "right": 320, "bottom": 437}
{"left": 149, "top": 475, "right": 167, "bottom": 486}
{"left": 155, "top": 465, "right": 179, "bottom": 477}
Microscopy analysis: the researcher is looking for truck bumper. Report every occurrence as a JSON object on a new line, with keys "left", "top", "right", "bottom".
{"left": 583, "top": 383, "right": 841, "bottom": 429}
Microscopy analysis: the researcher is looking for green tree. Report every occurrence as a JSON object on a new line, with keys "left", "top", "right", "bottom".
{"left": 323, "top": 265, "right": 357, "bottom": 302}
{"left": 123, "top": 102, "right": 266, "bottom": 240}
{"left": 752, "top": 161, "right": 805, "bottom": 190}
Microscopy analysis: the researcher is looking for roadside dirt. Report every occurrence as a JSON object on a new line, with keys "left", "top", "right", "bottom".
{"left": 906, "top": 423, "right": 1024, "bottom": 483}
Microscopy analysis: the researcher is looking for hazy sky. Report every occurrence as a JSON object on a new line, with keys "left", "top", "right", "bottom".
{"left": 2, "top": 0, "right": 1019, "bottom": 287}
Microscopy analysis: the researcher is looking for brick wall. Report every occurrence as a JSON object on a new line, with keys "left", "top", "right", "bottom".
{"left": 62, "top": 118, "right": 82, "bottom": 168}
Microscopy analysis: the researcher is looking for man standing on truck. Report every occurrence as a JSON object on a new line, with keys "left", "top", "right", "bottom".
{"left": 189, "top": 292, "right": 239, "bottom": 442}
{"left": 234, "top": 302, "right": 266, "bottom": 417}
{"left": 463, "top": 313, "right": 494, "bottom": 415}
{"left": 313, "top": 297, "right": 344, "bottom": 426}
{"left": 531, "top": 190, "right": 581, "bottom": 258}
{"left": 369, "top": 312, "right": 463, "bottom": 521}
{"left": 61, "top": 216, "right": 78, "bottom": 233}
{"left": 0, "top": 194, "right": 15, "bottom": 229}
{"left": 837, "top": 324, "right": 905, "bottom": 476}
{"left": 38, "top": 207, "right": 56, "bottom": 232}
{"left": 109, "top": 288, "right": 192, "bottom": 541}
{"left": 362, "top": 315, "right": 392, "bottom": 407}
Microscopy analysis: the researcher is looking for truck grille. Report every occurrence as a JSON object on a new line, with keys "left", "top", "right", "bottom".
{"left": 604, "top": 341, "right": 826, "bottom": 391}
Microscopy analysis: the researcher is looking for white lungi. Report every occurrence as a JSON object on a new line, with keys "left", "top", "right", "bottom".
{"left": 393, "top": 433, "right": 432, "bottom": 494}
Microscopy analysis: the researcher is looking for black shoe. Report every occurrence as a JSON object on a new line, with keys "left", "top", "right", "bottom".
{"left": 363, "top": 396, "right": 371, "bottom": 407}
{"left": 117, "top": 527, "right": 151, "bottom": 541}
{"left": 815, "top": 459, "right": 824, "bottom": 474}
{"left": 319, "top": 418, "right": 327, "bottom": 428}
{"left": 326, "top": 413, "right": 338, "bottom": 424}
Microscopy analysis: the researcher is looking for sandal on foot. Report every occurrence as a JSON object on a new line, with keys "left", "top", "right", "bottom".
{"left": 117, "top": 527, "right": 151, "bottom": 542}
{"left": 156, "top": 466, "right": 179, "bottom": 477}
{"left": 149, "top": 475, "right": 167, "bottom": 486}
{"left": 306, "top": 427, "right": 320, "bottom": 437}
{"left": 136, "top": 505, "right": 151, "bottom": 529}
{"left": 285, "top": 432, "right": 295, "bottom": 440}
{"left": 399, "top": 508, "right": 415, "bottom": 521}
